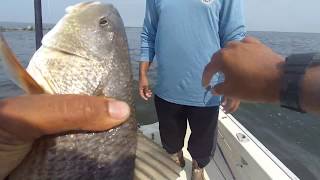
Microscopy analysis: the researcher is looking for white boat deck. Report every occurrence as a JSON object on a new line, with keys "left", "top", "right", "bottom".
{"left": 139, "top": 110, "right": 299, "bottom": 180}
{"left": 140, "top": 122, "right": 234, "bottom": 180}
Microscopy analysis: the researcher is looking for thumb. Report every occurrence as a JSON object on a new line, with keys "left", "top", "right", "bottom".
{"left": 212, "top": 82, "right": 226, "bottom": 96}
{"left": 0, "top": 95, "right": 130, "bottom": 142}
{"left": 202, "top": 52, "right": 222, "bottom": 87}
{"left": 89, "top": 99, "right": 131, "bottom": 131}
{"left": 48, "top": 97, "right": 131, "bottom": 134}
{"left": 79, "top": 99, "right": 130, "bottom": 131}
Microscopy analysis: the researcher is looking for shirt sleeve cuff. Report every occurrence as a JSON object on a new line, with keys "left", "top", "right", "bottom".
{"left": 139, "top": 48, "right": 155, "bottom": 62}
{"left": 222, "top": 33, "right": 246, "bottom": 47}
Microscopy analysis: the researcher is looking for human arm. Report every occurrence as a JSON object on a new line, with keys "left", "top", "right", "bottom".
{"left": 0, "top": 94, "right": 130, "bottom": 179}
{"left": 202, "top": 37, "right": 320, "bottom": 114}
{"left": 300, "top": 64, "right": 320, "bottom": 113}
{"left": 218, "top": 0, "right": 246, "bottom": 47}
{"left": 218, "top": 0, "right": 246, "bottom": 113}
{"left": 139, "top": 0, "right": 158, "bottom": 100}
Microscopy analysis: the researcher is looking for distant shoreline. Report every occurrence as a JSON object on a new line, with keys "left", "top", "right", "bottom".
{"left": 0, "top": 21, "right": 142, "bottom": 32}
{"left": 0, "top": 26, "right": 141, "bottom": 32}
{"left": 0, "top": 21, "right": 319, "bottom": 34}
{"left": 0, "top": 21, "right": 54, "bottom": 32}
{"left": 0, "top": 26, "right": 142, "bottom": 33}
{"left": 0, "top": 26, "right": 52, "bottom": 32}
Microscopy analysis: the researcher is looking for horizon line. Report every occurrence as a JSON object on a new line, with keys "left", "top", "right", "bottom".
{"left": 1, "top": 21, "right": 319, "bottom": 34}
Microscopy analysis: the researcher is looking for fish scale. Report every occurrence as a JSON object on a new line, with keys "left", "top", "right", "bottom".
{"left": 35, "top": 47, "right": 105, "bottom": 95}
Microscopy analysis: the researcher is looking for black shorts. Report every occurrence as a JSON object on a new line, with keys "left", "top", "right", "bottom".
{"left": 154, "top": 95, "right": 219, "bottom": 168}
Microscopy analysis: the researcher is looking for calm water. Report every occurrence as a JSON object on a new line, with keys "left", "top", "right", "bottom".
{"left": 1, "top": 27, "right": 320, "bottom": 180}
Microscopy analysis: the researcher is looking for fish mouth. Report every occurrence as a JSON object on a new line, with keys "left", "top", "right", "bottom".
{"left": 66, "top": 1, "right": 102, "bottom": 14}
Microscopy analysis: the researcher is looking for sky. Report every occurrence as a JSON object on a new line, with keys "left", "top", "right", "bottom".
{"left": 0, "top": 0, "right": 319, "bottom": 33}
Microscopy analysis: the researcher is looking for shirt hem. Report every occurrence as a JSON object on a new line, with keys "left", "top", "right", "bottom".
{"left": 154, "top": 93, "right": 221, "bottom": 107}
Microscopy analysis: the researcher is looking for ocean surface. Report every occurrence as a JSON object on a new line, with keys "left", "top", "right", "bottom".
{"left": 1, "top": 25, "right": 320, "bottom": 180}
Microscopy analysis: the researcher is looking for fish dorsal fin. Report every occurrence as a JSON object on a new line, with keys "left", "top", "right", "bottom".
{"left": 0, "top": 33, "right": 45, "bottom": 94}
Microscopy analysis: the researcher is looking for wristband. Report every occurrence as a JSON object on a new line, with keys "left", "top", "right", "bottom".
{"left": 280, "top": 53, "right": 320, "bottom": 112}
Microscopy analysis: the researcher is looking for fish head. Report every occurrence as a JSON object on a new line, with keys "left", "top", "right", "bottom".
{"left": 1, "top": 1, "right": 131, "bottom": 96}
{"left": 42, "top": 1, "right": 128, "bottom": 62}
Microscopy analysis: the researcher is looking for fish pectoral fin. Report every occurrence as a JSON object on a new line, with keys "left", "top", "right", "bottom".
{"left": 0, "top": 33, "right": 45, "bottom": 94}
{"left": 135, "top": 132, "right": 181, "bottom": 180}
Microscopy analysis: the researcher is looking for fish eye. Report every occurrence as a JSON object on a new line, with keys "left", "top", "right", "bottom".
{"left": 99, "top": 17, "right": 108, "bottom": 27}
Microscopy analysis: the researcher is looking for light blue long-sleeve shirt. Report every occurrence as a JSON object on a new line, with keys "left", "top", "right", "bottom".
{"left": 140, "top": 0, "right": 246, "bottom": 107}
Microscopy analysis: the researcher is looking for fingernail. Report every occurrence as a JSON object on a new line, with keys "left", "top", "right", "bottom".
{"left": 108, "top": 101, "right": 130, "bottom": 120}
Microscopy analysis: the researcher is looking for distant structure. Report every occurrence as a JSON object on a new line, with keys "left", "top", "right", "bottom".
{"left": 23, "top": 26, "right": 34, "bottom": 31}
{"left": 0, "top": 24, "right": 53, "bottom": 32}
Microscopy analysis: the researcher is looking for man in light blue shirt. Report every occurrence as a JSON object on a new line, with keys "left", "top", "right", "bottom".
{"left": 139, "top": 0, "right": 246, "bottom": 179}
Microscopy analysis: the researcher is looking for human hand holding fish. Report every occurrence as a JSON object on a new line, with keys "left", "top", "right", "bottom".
{"left": 0, "top": 2, "right": 138, "bottom": 178}
{"left": 0, "top": 94, "right": 130, "bottom": 179}
{"left": 0, "top": 2, "right": 181, "bottom": 179}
